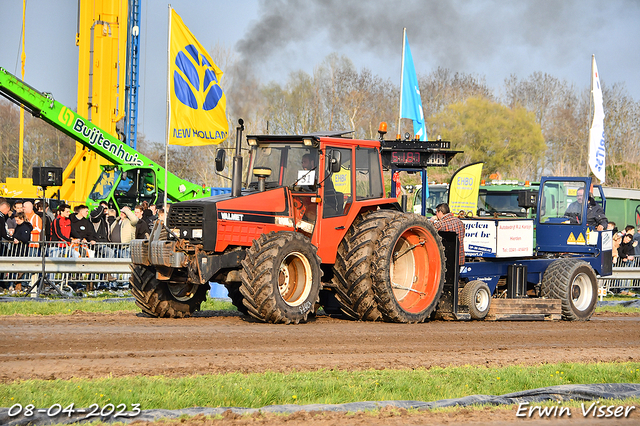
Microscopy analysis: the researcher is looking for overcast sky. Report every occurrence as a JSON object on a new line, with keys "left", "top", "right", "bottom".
{"left": 1, "top": 0, "right": 638, "bottom": 144}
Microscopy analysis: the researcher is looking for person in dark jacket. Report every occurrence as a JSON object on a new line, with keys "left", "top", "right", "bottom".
{"left": 90, "top": 201, "right": 111, "bottom": 243}
{"left": 70, "top": 205, "right": 98, "bottom": 243}
{"left": 586, "top": 196, "right": 608, "bottom": 231}
{"left": 12, "top": 212, "right": 32, "bottom": 257}
{"left": 134, "top": 205, "right": 150, "bottom": 239}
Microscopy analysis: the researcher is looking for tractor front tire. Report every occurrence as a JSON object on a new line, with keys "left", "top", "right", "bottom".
{"left": 371, "top": 213, "right": 446, "bottom": 323}
{"left": 130, "top": 265, "right": 209, "bottom": 318}
{"left": 541, "top": 259, "right": 598, "bottom": 321}
{"left": 240, "top": 232, "right": 321, "bottom": 324}
{"left": 333, "top": 209, "right": 401, "bottom": 321}
{"left": 460, "top": 280, "right": 491, "bottom": 320}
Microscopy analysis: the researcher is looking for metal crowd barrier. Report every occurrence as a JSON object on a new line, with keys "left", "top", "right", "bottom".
{"left": 599, "top": 256, "right": 640, "bottom": 294}
{"left": 0, "top": 241, "right": 132, "bottom": 292}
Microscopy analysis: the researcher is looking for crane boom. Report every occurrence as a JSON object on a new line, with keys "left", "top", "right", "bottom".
{"left": 0, "top": 67, "right": 212, "bottom": 209}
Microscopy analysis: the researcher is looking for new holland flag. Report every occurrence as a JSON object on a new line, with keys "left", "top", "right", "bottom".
{"left": 400, "top": 33, "right": 427, "bottom": 141}
{"left": 168, "top": 8, "right": 228, "bottom": 146}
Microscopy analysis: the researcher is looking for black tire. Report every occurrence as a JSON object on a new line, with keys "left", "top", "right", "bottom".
{"left": 332, "top": 209, "right": 401, "bottom": 321}
{"left": 371, "top": 213, "right": 446, "bottom": 323}
{"left": 460, "top": 280, "right": 491, "bottom": 320}
{"left": 541, "top": 259, "right": 598, "bottom": 321}
{"left": 224, "top": 283, "right": 249, "bottom": 315}
{"left": 129, "top": 265, "right": 209, "bottom": 318}
{"left": 240, "top": 231, "right": 321, "bottom": 324}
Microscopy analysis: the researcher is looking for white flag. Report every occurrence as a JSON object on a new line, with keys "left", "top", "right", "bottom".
{"left": 588, "top": 55, "right": 605, "bottom": 183}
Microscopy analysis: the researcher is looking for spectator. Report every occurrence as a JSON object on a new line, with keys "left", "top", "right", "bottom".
{"left": 157, "top": 207, "right": 166, "bottom": 224}
{"left": 0, "top": 198, "right": 14, "bottom": 288}
{"left": 110, "top": 206, "right": 137, "bottom": 257}
{"left": 608, "top": 222, "right": 621, "bottom": 263}
{"left": 107, "top": 209, "right": 117, "bottom": 228}
{"left": 134, "top": 205, "right": 150, "bottom": 239}
{"left": 6, "top": 200, "right": 22, "bottom": 236}
{"left": 142, "top": 201, "right": 157, "bottom": 229}
{"left": 619, "top": 233, "right": 635, "bottom": 264}
{"left": 50, "top": 203, "right": 79, "bottom": 258}
{"left": 0, "top": 198, "right": 14, "bottom": 248}
{"left": 90, "top": 201, "right": 112, "bottom": 243}
{"left": 70, "top": 205, "right": 98, "bottom": 252}
{"left": 12, "top": 212, "right": 32, "bottom": 257}
{"left": 586, "top": 196, "right": 607, "bottom": 231}
{"left": 23, "top": 201, "right": 42, "bottom": 253}
{"left": 431, "top": 202, "right": 465, "bottom": 265}
{"left": 634, "top": 225, "right": 640, "bottom": 256}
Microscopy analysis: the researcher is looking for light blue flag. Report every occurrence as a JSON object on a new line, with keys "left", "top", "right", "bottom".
{"left": 400, "top": 33, "right": 427, "bottom": 141}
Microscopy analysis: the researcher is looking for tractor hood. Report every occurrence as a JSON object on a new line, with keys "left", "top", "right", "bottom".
{"left": 166, "top": 188, "right": 290, "bottom": 252}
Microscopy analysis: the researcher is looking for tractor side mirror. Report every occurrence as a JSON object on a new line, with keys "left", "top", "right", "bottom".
{"left": 517, "top": 190, "right": 537, "bottom": 209}
{"left": 215, "top": 149, "right": 226, "bottom": 172}
{"left": 329, "top": 150, "right": 342, "bottom": 173}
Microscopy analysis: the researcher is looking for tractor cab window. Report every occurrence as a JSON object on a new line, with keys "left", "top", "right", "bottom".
{"left": 539, "top": 180, "right": 586, "bottom": 224}
{"left": 324, "top": 148, "right": 352, "bottom": 218}
{"left": 355, "top": 147, "right": 383, "bottom": 200}
{"left": 249, "top": 144, "right": 319, "bottom": 191}
{"left": 138, "top": 169, "right": 157, "bottom": 205}
{"left": 89, "top": 168, "right": 121, "bottom": 201}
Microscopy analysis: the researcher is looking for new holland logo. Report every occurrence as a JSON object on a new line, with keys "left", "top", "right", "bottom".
{"left": 174, "top": 44, "right": 223, "bottom": 111}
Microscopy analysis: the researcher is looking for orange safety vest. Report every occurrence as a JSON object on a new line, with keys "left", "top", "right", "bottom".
{"left": 26, "top": 212, "right": 42, "bottom": 248}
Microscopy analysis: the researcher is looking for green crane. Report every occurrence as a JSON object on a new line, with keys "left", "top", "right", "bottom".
{"left": 0, "top": 67, "right": 213, "bottom": 211}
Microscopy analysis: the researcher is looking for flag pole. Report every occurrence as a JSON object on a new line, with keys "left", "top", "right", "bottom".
{"left": 588, "top": 54, "right": 593, "bottom": 178}
{"left": 396, "top": 28, "right": 406, "bottom": 140}
{"left": 163, "top": 4, "right": 171, "bottom": 222}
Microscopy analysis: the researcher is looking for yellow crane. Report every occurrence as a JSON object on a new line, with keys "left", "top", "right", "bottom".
{"left": 1, "top": 0, "right": 128, "bottom": 205}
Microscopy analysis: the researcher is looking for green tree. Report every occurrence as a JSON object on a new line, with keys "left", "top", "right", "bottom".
{"left": 432, "top": 97, "right": 546, "bottom": 179}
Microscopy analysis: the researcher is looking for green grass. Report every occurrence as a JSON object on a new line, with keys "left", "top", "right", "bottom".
{"left": 0, "top": 297, "right": 236, "bottom": 316}
{"left": 1, "top": 293, "right": 637, "bottom": 316}
{"left": 1, "top": 362, "right": 639, "bottom": 410}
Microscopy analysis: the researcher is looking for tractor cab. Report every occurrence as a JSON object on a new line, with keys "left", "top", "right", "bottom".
{"left": 87, "top": 165, "right": 160, "bottom": 212}
{"left": 535, "top": 176, "right": 609, "bottom": 257}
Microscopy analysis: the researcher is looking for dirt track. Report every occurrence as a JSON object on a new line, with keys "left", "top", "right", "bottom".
{"left": 1, "top": 311, "right": 640, "bottom": 425}
{"left": 1, "top": 311, "right": 639, "bottom": 383}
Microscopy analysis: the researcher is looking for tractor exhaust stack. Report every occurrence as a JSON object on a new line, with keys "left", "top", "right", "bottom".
{"left": 231, "top": 118, "right": 244, "bottom": 197}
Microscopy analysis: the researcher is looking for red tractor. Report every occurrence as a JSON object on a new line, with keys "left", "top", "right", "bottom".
{"left": 130, "top": 121, "right": 457, "bottom": 323}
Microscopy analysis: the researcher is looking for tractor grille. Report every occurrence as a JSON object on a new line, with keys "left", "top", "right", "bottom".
{"left": 168, "top": 205, "right": 204, "bottom": 229}
{"left": 165, "top": 203, "right": 216, "bottom": 251}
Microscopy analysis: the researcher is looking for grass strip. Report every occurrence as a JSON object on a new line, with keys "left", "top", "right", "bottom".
{"left": 1, "top": 362, "right": 639, "bottom": 410}
{"left": 0, "top": 298, "right": 235, "bottom": 316}
{"left": 0, "top": 295, "right": 637, "bottom": 316}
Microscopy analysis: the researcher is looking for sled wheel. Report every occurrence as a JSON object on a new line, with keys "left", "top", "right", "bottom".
{"left": 460, "top": 280, "right": 491, "bottom": 320}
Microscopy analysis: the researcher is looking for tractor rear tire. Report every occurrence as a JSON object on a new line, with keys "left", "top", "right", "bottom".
{"left": 129, "top": 265, "right": 209, "bottom": 318}
{"left": 460, "top": 280, "right": 491, "bottom": 320}
{"left": 541, "top": 259, "right": 598, "bottom": 321}
{"left": 332, "top": 209, "right": 401, "bottom": 321}
{"left": 240, "top": 231, "right": 321, "bottom": 324}
{"left": 371, "top": 213, "right": 446, "bottom": 323}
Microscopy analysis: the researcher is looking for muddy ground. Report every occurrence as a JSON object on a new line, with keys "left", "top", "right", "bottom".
{"left": 1, "top": 311, "right": 639, "bottom": 424}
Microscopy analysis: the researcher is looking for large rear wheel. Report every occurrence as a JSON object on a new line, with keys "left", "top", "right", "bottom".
{"left": 332, "top": 209, "right": 401, "bottom": 321}
{"left": 541, "top": 259, "right": 597, "bottom": 321}
{"left": 240, "top": 232, "right": 321, "bottom": 324}
{"left": 371, "top": 214, "right": 446, "bottom": 323}
{"left": 130, "top": 265, "right": 209, "bottom": 318}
